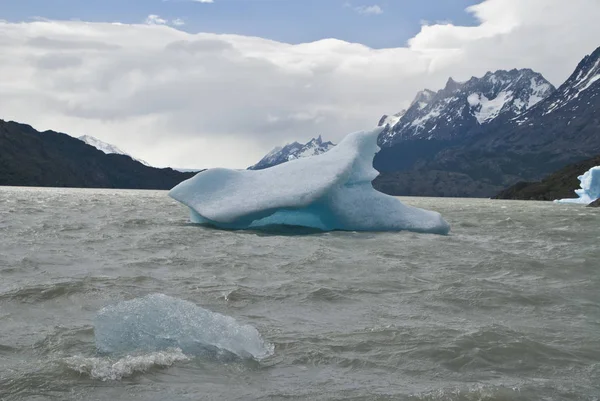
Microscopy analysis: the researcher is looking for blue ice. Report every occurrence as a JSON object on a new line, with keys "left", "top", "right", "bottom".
{"left": 555, "top": 166, "right": 600, "bottom": 205}
{"left": 94, "top": 294, "right": 273, "bottom": 360}
{"left": 169, "top": 127, "right": 450, "bottom": 234}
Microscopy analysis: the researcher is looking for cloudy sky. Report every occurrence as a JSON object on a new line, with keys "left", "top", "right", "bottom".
{"left": 0, "top": 0, "right": 599, "bottom": 169}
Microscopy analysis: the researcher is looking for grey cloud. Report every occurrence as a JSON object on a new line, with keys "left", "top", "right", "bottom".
{"left": 34, "top": 53, "right": 83, "bottom": 70}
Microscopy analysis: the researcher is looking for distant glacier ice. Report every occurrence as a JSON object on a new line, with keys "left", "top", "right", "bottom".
{"left": 94, "top": 294, "right": 273, "bottom": 360}
{"left": 555, "top": 166, "right": 600, "bottom": 205}
{"left": 169, "top": 127, "right": 450, "bottom": 234}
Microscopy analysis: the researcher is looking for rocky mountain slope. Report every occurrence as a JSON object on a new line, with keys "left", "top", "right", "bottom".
{"left": 0, "top": 120, "right": 195, "bottom": 189}
{"left": 249, "top": 135, "right": 335, "bottom": 170}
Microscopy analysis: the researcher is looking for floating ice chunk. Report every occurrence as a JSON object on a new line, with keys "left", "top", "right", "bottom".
{"left": 169, "top": 127, "right": 450, "bottom": 234}
{"left": 555, "top": 166, "right": 600, "bottom": 205}
{"left": 94, "top": 294, "right": 273, "bottom": 360}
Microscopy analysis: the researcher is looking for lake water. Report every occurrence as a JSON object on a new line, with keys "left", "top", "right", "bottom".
{"left": 1, "top": 187, "right": 599, "bottom": 401}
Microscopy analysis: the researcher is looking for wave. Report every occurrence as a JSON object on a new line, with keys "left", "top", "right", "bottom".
{"left": 408, "top": 384, "right": 527, "bottom": 401}
{"left": 63, "top": 348, "right": 189, "bottom": 381}
{"left": 0, "top": 276, "right": 167, "bottom": 303}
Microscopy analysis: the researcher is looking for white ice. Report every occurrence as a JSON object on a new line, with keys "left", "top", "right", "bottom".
{"left": 555, "top": 166, "right": 600, "bottom": 205}
{"left": 169, "top": 127, "right": 450, "bottom": 234}
{"left": 94, "top": 294, "right": 273, "bottom": 360}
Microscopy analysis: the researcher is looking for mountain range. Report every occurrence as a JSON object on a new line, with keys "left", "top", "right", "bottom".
{"left": 248, "top": 135, "right": 335, "bottom": 170}
{"left": 378, "top": 68, "right": 555, "bottom": 146}
{"left": 249, "top": 46, "right": 599, "bottom": 198}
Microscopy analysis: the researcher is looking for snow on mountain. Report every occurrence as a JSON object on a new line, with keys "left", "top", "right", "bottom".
{"left": 379, "top": 69, "right": 555, "bottom": 146}
{"left": 79, "top": 135, "right": 125, "bottom": 155}
{"left": 248, "top": 135, "right": 335, "bottom": 170}
{"left": 377, "top": 110, "right": 406, "bottom": 128}
{"left": 410, "top": 89, "right": 436, "bottom": 110}
{"left": 79, "top": 135, "right": 151, "bottom": 166}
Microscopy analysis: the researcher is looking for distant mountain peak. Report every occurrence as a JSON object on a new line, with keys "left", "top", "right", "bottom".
{"left": 248, "top": 136, "right": 336, "bottom": 170}
{"left": 378, "top": 68, "right": 555, "bottom": 146}
{"left": 310, "top": 135, "right": 325, "bottom": 146}
{"left": 444, "top": 77, "right": 461, "bottom": 92}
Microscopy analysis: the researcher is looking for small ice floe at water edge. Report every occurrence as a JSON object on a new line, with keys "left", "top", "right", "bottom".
{"left": 555, "top": 166, "right": 600, "bottom": 205}
{"left": 169, "top": 127, "right": 450, "bottom": 234}
{"left": 94, "top": 294, "right": 273, "bottom": 361}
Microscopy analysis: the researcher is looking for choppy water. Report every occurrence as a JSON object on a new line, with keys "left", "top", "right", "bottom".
{"left": 1, "top": 187, "right": 599, "bottom": 401}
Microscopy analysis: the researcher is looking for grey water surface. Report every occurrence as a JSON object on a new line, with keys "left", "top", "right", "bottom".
{"left": 0, "top": 187, "right": 599, "bottom": 400}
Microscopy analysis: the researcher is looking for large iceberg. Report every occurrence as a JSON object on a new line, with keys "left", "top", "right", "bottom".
{"left": 169, "top": 127, "right": 450, "bottom": 234}
{"left": 94, "top": 294, "right": 273, "bottom": 360}
{"left": 555, "top": 166, "right": 600, "bottom": 205}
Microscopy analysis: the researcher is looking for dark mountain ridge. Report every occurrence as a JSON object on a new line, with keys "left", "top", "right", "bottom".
{"left": 0, "top": 119, "right": 196, "bottom": 189}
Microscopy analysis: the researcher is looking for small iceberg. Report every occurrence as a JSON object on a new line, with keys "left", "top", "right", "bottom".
{"left": 555, "top": 166, "right": 600, "bottom": 205}
{"left": 94, "top": 294, "right": 273, "bottom": 360}
{"left": 169, "top": 127, "right": 450, "bottom": 234}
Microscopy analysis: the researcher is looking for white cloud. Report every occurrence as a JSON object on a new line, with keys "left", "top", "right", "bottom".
{"left": 193, "top": 0, "right": 214, "bottom": 3}
{"left": 146, "top": 15, "right": 185, "bottom": 28}
{"left": 0, "top": 0, "right": 598, "bottom": 169}
{"left": 145, "top": 15, "right": 167, "bottom": 25}
{"left": 352, "top": 5, "right": 383, "bottom": 15}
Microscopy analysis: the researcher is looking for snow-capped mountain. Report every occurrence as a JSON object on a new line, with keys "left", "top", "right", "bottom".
{"left": 248, "top": 135, "right": 335, "bottom": 170}
{"left": 379, "top": 69, "right": 555, "bottom": 146}
{"left": 373, "top": 46, "right": 600, "bottom": 198}
{"left": 79, "top": 135, "right": 150, "bottom": 166}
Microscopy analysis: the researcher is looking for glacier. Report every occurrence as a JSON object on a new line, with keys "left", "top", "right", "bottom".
{"left": 169, "top": 127, "right": 450, "bottom": 234}
{"left": 94, "top": 294, "right": 274, "bottom": 360}
{"left": 555, "top": 166, "right": 600, "bottom": 205}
